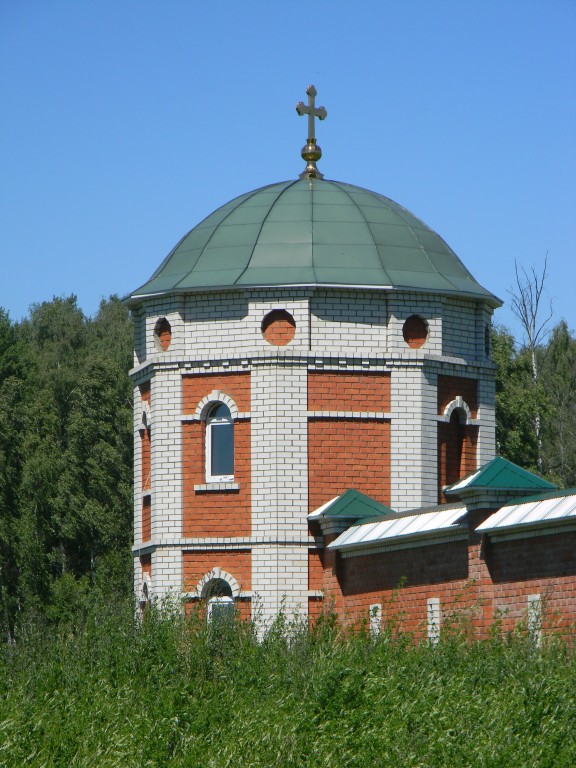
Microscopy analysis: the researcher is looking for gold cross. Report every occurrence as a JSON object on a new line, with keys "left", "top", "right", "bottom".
{"left": 296, "top": 85, "right": 327, "bottom": 142}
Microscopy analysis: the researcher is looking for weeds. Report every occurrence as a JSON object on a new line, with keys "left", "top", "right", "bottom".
{"left": 0, "top": 598, "right": 575, "bottom": 767}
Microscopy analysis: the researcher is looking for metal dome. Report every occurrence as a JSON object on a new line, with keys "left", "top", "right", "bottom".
{"left": 129, "top": 178, "right": 500, "bottom": 306}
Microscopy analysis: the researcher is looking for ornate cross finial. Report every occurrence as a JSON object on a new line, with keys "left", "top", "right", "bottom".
{"left": 296, "top": 85, "right": 327, "bottom": 179}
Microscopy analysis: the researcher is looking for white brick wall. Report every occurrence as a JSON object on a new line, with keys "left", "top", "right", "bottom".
{"left": 151, "top": 367, "right": 183, "bottom": 544}
{"left": 311, "top": 289, "right": 387, "bottom": 350}
{"left": 390, "top": 362, "right": 439, "bottom": 510}
{"left": 388, "top": 293, "right": 443, "bottom": 357}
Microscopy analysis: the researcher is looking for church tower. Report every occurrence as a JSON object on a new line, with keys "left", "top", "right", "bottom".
{"left": 126, "top": 87, "right": 501, "bottom": 622}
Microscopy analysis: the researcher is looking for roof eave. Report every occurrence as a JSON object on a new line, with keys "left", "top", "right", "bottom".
{"left": 126, "top": 282, "right": 502, "bottom": 308}
{"left": 328, "top": 525, "right": 468, "bottom": 554}
{"left": 478, "top": 518, "right": 576, "bottom": 540}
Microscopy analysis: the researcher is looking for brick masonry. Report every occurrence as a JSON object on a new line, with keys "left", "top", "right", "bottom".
{"left": 319, "top": 519, "right": 576, "bottom": 640}
{"left": 130, "top": 286, "right": 501, "bottom": 627}
{"left": 182, "top": 371, "right": 252, "bottom": 538}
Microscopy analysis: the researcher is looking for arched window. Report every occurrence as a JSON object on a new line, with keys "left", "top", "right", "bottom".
{"left": 204, "top": 578, "right": 235, "bottom": 624}
{"left": 206, "top": 402, "right": 234, "bottom": 482}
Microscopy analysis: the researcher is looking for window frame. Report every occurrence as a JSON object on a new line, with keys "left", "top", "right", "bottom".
{"left": 207, "top": 596, "right": 235, "bottom": 624}
{"left": 205, "top": 402, "right": 234, "bottom": 483}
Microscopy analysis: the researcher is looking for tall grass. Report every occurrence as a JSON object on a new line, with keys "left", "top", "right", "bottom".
{"left": 1, "top": 598, "right": 575, "bottom": 767}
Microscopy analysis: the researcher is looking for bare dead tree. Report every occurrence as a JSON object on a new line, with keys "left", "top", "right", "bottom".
{"left": 508, "top": 255, "right": 553, "bottom": 473}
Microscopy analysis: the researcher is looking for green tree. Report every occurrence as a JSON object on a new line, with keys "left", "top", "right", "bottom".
{"left": 540, "top": 320, "right": 576, "bottom": 486}
{"left": 0, "top": 309, "right": 30, "bottom": 639}
{"left": 492, "top": 325, "right": 545, "bottom": 471}
{"left": 0, "top": 295, "right": 134, "bottom": 632}
{"left": 509, "top": 258, "right": 553, "bottom": 473}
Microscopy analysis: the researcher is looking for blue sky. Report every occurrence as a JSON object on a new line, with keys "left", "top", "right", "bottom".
{"left": 1, "top": 1, "right": 574, "bottom": 342}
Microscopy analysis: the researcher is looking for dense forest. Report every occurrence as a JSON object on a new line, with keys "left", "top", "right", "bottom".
{"left": 0, "top": 294, "right": 575, "bottom": 637}
{"left": 0, "top": 296, "right": 133, "bottom": 638}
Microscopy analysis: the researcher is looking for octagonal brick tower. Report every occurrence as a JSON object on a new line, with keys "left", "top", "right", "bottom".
{"left": 126, "top": 165, "right": 501, "bottom": 623}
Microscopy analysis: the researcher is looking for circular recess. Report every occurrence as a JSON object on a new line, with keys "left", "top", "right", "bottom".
{"left": 154, "top": 318, "right": 172, "bottom": 351}
{"left": 261, "top": 309, "right": 296, "bottom": 346}
{"left": 402, "top": 315, "right": 428, "bottom": 348}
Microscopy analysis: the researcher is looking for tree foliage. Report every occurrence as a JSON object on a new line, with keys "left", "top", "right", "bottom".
{"left": 0, "top": 296, "right": 133, "bottom": 638}
{"left": 493, "top": 319, "right": 576, "bottom": 486}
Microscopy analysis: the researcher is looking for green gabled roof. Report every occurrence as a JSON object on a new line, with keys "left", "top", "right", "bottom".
{"left": 444, "top": 457, "right": 556, "bottom": 495}
{"left": 308, "top": 489, "right": 395, "bottom": 521}
{"left": 128, "top": 178, "right": 501, "bottom": 306}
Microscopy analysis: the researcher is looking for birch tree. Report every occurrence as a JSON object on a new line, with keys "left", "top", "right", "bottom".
{"left": 509, "top": 257, "right": 553, "bottom": 473}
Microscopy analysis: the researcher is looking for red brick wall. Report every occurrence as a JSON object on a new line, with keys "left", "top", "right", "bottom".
{"left": 139, "top": 382, "right": 151, "bottom": 491}
{"left": 139, "top": 381, "right": 151, "bottom": 403}
{"left": 183, "top": 549, "right": 252, "bottom": 590}
{"left": 182, "top": 373, "right": 251, "bottom": 537}
{"left": 437, "top": 376, "right": 479, "bottom": 501}
{"left": 318, "top": 523, "right": 576, "bottom": 639}
{"left": 486, "top": 532, "right": 576, "bottom": 634}
{"left": 308, "top": 597, "right": 324, "bottom": 622}
{"left": 141, "top": 430, "right": 151, "bottom": 490}
{"left": 157, "top": 319, "right": 172, "bottom": 351}
{"left": 183, "top": 420, "right": 251, "bottom": 537}
{"left": 308, "top": 372, "right": 391, "bottom": 512}
{"left": 437, "top": 375, "right": 478, "bottom": 417}
{"left": 308, "top": 548, "right": 324, "bottom": 591}
{"left": 403, "top": 315, "right": 428, "bottom": 348}
{"left": 140, "top": 554, "right": 151, "bottom": 577}
{"left": 308, "top": 372, "right": 390, "bottom": 412}
{"left": 141, "top": 496, "right": 151, "bottom": 542}
{"left": 183, "top": 373, "right": 250, "bottom": 414}
{"left": 308, "top": 420, "right": 391, "bottom": 511}
{"left": 182, "top": 549, "right": 252, "bottom": 611}
{"left": 336, "top": 540, "right": 473, "bottom": 636}
{"left": 438, "top": 417, "right": 478, "bottom": 502}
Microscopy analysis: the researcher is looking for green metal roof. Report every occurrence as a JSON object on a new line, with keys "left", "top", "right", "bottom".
{"left": 308, "top": 488, "right": 395, "bottom": 521}
{"left": 129, "top": 179, "right": 501, "bottom": 306}
{"left": 500, "top": 487, "right": 576, "bottom": 507}
{"left": 444, "top": 457, "right": 556, "bottom": 495}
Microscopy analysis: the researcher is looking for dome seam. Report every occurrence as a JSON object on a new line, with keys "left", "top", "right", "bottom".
{"left": 232, "top": 180, "right": 302, "bottom": 287}
{"left": 173, "top": 182, "right": 294, "bottom": 291}
{"left": 329, "top": 181, "right": 392, "bottom": 284}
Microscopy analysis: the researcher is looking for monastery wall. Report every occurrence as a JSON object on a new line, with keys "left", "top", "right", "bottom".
{"left": 317, "top": 521, "right": 576, "bottom": 640}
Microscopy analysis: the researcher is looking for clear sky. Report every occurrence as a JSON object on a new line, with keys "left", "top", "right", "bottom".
{"left": 1, "top": 1, "right": 574, "bottom": 341}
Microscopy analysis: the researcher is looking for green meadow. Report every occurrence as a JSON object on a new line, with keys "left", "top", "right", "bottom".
{"left": 1, "top": 598, "right": 575, "bottom": 767}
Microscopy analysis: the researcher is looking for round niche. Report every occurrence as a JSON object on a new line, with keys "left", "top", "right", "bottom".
{"left": 261, "top": 309, "right": 296, "bottom": 346}
{"left": 402, "top": 315, "right": 428, "bottom": 349}
{"left": 154, "top": 317, "right": 172, "bottom": 351}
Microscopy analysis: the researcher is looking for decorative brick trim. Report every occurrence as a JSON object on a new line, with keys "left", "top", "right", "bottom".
{"left": 440, "top": 396, "right": 472, "bottom": 424}
{"left": 307, "top": 411, "right": 391, "bottom": 420}
{"left": 194, "top": 483, "right": 240, "bottom": 492}
{"left": 182, "top": 590, "right": 253, "bottom": 601}
{"left": 182, "top": 412, "right": 250, "bottom": 423}
{"left": 194, "top": 390, "right": 239, "bottom": 421}
{"left": 195, "top": 567, "right": 242, "bottom": 599}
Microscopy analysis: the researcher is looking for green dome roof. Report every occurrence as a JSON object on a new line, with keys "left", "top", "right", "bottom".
{"left": 130, "top": 179, "right": 500, "bottom": 306}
